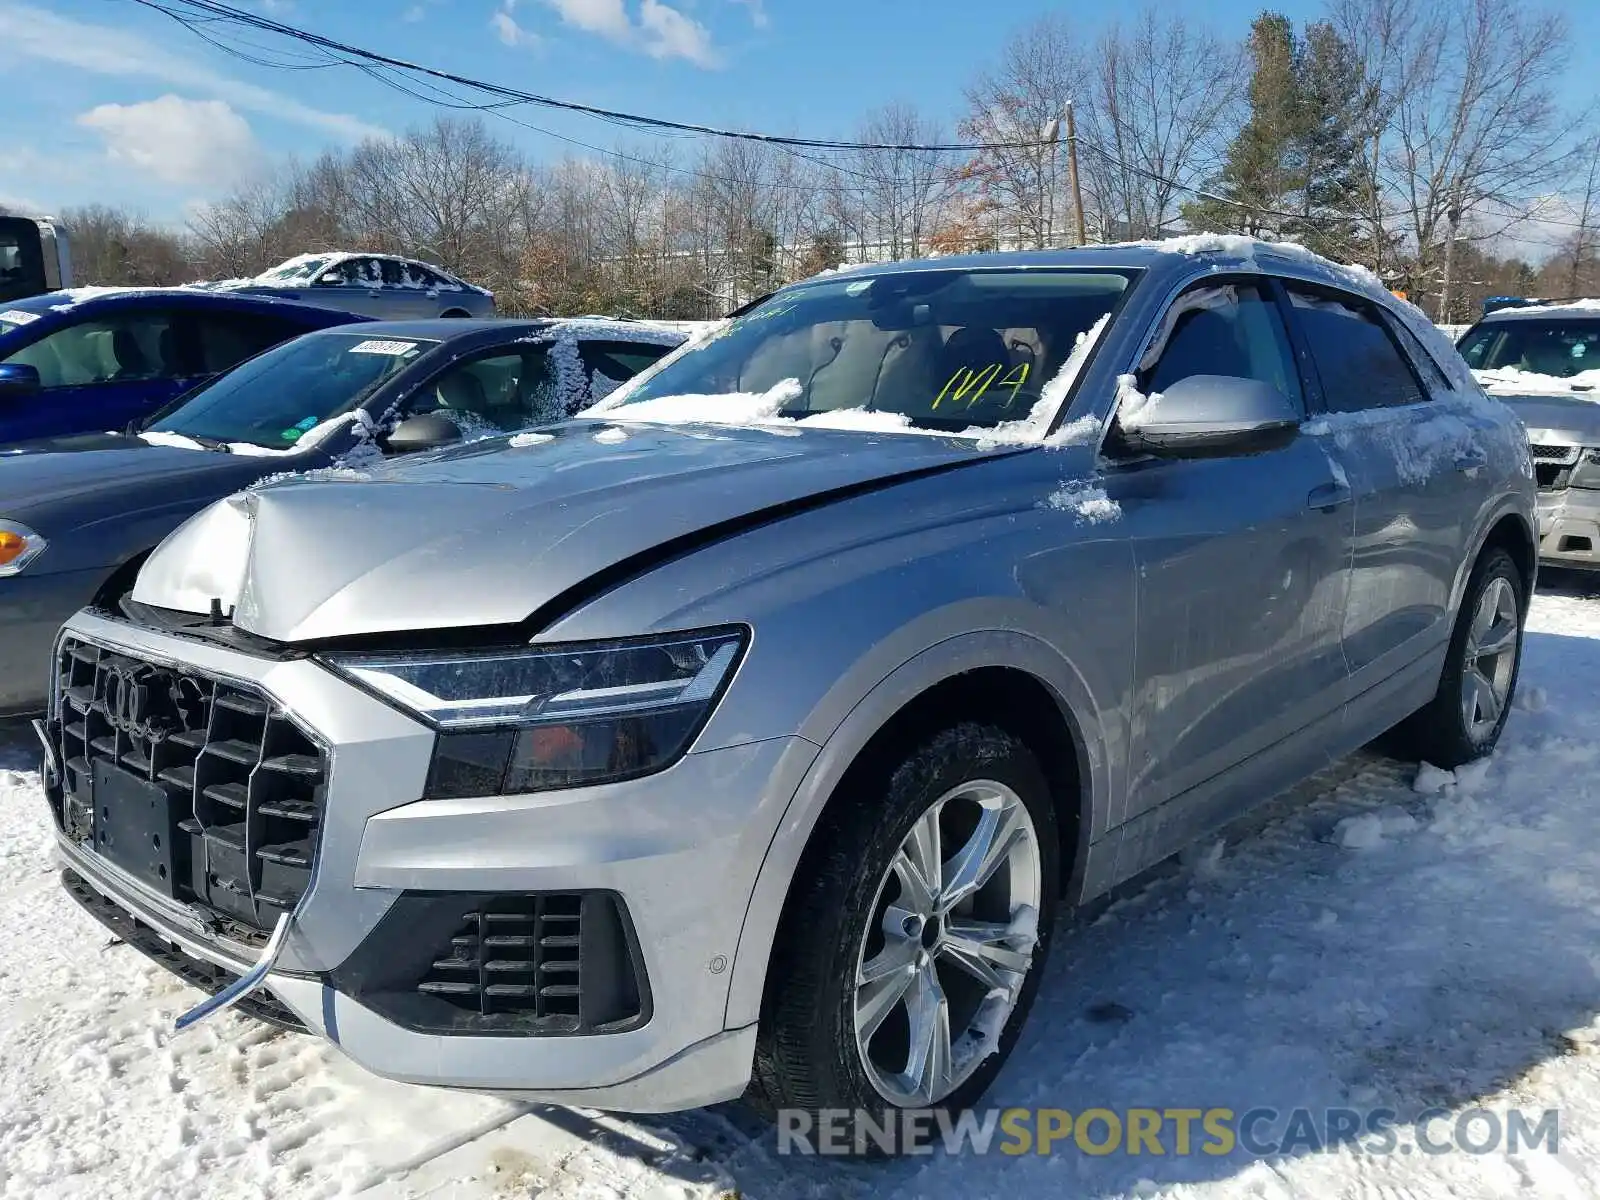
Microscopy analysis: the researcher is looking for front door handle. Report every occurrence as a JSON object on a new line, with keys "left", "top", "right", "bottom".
{"left": 1454, "top": 449, "right": 1488, "bottom": 473}
{"left": 1308, "top": 481, "right": 1353, "bottom": 511}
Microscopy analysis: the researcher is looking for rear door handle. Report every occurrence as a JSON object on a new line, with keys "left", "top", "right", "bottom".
{"left": 1307, "top": 481, "right": 1353, "bottom": 511}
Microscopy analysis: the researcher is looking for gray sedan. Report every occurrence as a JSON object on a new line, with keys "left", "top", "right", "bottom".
{"left": 215, "top": 252, "right": 496, "bottom": 319}
{"left": 47, "top": 241, "right": 1533, "bottom": 1126}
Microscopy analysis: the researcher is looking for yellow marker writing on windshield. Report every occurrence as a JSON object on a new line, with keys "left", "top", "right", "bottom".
{"left": 934, "top": 363, "right": 1002, "bottom": 409}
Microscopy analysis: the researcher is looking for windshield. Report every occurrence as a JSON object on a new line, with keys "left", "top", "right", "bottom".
{"left": 256, "top": 256, "right": 334, "bottom": 283}
{"left": 610, "top": 268, "right": 1132, "bottom": 432}
{"left": 144, "top": 332, "right": 435, "bottom": 449}
{"left": 1459, "top": 318, "right": 1600, "bottom": 379}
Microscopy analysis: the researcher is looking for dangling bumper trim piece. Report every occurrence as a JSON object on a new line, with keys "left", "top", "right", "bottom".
{"left": 174, "top": 913, "right": 292, "bottom": 1032}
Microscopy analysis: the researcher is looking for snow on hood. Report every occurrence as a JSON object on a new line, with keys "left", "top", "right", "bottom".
{"left": 603, "top": 378, "right": 806, "bottom": 427}
{"left": 131, "top": 420, "right": 998, "bottom": 641}
{"left": 1474, "top": 366, "right": 1600, "bottom": 398}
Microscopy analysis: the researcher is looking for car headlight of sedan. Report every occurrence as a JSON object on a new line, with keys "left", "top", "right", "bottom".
{"left": 324, "top": 628, "right": 745, "bottom": 798}
{"left": 0, "top": 521, "right": 47, "bottom": 576}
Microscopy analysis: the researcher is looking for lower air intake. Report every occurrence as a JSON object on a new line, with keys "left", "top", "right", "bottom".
{"left": 328, "top": 890, "right": 650, "bottom": 1036}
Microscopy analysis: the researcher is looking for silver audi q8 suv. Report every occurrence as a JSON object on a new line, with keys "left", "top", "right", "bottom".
{"left": 43, "top": 240, "right": 1534, "bottom": 1123}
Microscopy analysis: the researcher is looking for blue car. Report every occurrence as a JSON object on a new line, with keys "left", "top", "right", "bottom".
{"left": 0, "top": 288, "right": 368, "bottom": 442}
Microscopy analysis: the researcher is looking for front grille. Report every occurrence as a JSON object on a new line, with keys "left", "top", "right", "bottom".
{"left": 1530, "top": 443, "right": 1581, "bottom": 464}
{"left": 50, "top": 637, "right": 327, "bottom": 938}
{"left": 328, "top": 890, "right": 651, "bottom": 1036}
{"left": 1536, "top": 463, "right": 1574, "bottom": 492}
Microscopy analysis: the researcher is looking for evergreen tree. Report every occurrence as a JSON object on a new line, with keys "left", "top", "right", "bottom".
{"left": 1181, "top": 12, "right": 1373, "bottom": 262}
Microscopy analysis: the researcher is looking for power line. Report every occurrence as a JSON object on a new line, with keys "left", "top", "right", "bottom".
{"left": 127, "top": 0, "right": 1062, "bottom": 154}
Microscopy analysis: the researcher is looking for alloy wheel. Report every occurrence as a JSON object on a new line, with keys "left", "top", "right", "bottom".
{"left": 852, "top": 780, "right": 1042, "bottom": 1107}
{"left": 1460, "top": 574, "right": 1519, "bottom": 743}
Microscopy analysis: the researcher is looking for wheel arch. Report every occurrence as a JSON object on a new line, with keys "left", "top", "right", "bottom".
{"left": 723, "top": 630, "right": 1108, "bottom": 1030}
{"left": 1454, "top": 502, "right": 1537, "bottom": 616}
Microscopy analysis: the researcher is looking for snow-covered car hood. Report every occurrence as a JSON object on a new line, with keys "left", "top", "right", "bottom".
{"left": 1494, "top": 393, "right": 1600, "bottom": 447}
{"left": 132, "top": 420, "right": 1000, "bottom": 643}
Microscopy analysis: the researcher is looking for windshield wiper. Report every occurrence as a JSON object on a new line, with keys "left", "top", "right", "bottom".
{"left": 190, "top": 434, "right": 232, "bottom": 453}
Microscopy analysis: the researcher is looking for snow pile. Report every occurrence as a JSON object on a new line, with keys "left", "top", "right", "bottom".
{"left": 593, "top": 426, "right": 629, "bottom": 444}
{"left": 507, "top": 431, "right": 554, "bottom": 447}
{"left": 1411, "top": 758, "right": 1494, "bottom": 796}
{"left": 1474, "top": 366, "right": 1600, "bottom": 397}
{"left": 968, "top": 313, "right": 1111, "bottom": 448}
{"left": 1334, "top": 807, "right": 1420, "bottom": 849}
{"left": 795, "top": 408, "right": 916, "bottom": 433}
{"left": 605, "top": 377, "right": 803, "bottom": 427}
{"left": 137, "top": 430, "right": 207, "bottom": 451}
{"left": 1114, "top": 373, "right": 1162, "bottom": 430}
{"left": 1044, "top": 480, "right": 1120, "bottom": 523}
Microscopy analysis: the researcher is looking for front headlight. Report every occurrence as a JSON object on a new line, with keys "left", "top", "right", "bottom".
{"left": 0, "top": 521, "right": 46, "bottom": 575}
{"left": 324, "top": 628, "right": 745, "bottom": 797}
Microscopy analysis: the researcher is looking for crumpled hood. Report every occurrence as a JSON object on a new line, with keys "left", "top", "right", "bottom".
{"left": 132, "top": 420, "right": 996, "bottom": 643}
{"left": 1494, "top": 393, "right": 1600, "bottom": 446}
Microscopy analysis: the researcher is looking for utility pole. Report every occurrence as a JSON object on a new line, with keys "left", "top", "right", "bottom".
{"left": 1065, "top": 101, "right": 1087, "bottom": 246}
{"left": 1039, "top": 116, "right": 1059, "bottom": 250}
{"left": 1439, "top": 202, "right": 1461, "bottom": 323}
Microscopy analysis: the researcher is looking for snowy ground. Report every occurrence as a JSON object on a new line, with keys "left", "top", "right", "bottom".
{"left": 6, "top": 581, "right": 1600, "bottom": 1199}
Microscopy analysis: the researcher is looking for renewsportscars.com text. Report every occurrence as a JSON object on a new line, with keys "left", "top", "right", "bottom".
{"left": 777, "top": 1106, "right": 1561, "bottom": 1157}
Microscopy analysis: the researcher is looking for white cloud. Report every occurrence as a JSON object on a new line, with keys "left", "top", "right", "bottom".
{"left": 491, "top": 7, "right": 541, "bottom": 47}
{"left": 538, "top": 0, "right": 719, "bottom": 67}
{"left": 639, "top": 0, "right": 719, "bottom": 66}
{"left": 0, "top": 1, "right": 386, "bottom": 142}
{"left": 78, "top": 95, "right": 260, "bottom": 187}
{"left": 729, "top": 0, "right": 768, "bottom": 29}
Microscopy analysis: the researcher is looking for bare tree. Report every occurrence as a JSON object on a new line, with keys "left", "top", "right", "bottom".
{"left": 1333, "top": 0, "right": 1575, "bottom": 318}
{"left": 956, "top": 15, "right": 1080, "bottom": 249}
{"left": 1078, "top": 11, "right": 1244, "bottom": 240}
{"left": 830, "top": 103, "right": 955, "bottom": 262}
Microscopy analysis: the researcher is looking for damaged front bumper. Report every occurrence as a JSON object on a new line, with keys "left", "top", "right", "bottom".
{"left": 42, "top": 608, "right": 815, "bottom": 1112}
{"left": 1536, "top": 487, "right": 1600, "bottom": 568}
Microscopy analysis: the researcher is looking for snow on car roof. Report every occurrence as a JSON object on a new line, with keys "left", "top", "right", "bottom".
{"left": 249, "top": 251, "right": 486, "bottom": 293}
{"left": 1483, "top": 298, "right": 1600, "bottom": 318}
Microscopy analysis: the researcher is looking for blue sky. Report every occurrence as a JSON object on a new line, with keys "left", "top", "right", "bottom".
{"left": 3, "top": 0, "right": 1598, "bottom": 232}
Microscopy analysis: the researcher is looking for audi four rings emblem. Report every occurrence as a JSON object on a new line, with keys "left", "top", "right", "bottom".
{"left": 102, "top": 663, "right": 172, "bottom": 739}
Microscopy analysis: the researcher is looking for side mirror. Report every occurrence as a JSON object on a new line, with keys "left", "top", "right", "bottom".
{"left": 318, "top": 272, "right": 343, "bottom": 286}
{"left": 0, "top": 363, "right": 41, "bottom": 399}
{"left": 1116, "top": 374, "right": 1299, "bottom": 457}
{"left": 385, "top": 412, "right": 463, "bottom": 454}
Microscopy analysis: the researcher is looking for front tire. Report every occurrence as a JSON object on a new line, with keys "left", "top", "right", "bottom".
{"left": 1391, "top": 547, "right": 1525, "bottom": 768}
{"left": 751, "top": 723, "right": 1060, "bottom": 1127}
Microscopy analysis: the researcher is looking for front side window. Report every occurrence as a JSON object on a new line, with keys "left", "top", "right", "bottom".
{"left": 1457, "top": 319, "right": 1600, "bottom": 379}
{"left": 609, "top": 269, "right": 1132, "bottom": 431}
{"left": 144, "top": 332, "right": 435, "bottom": 448}
{"left": 1287, "top": 287, "right": 1425, "bottom": 412}
{"left": 4, "top": 313, "right": 179, "bottom": 388}
{"left": 408, "top": 351, "right": 555, "bottom": 434}
{"left": 1142, "top": 281, "right": 1303, "bottom": 405}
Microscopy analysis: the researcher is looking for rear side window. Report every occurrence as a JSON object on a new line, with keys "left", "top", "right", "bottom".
{"left": 1287, "top": 287, "right": 1425, "bottom": 412}
{"left": 190, "top": 312, "right": 313, "bottom": 375}
{"left": 1143, "top": 282, "right": 1304, "bottom": 407}
{"left": 580, "top": 340, "right": 673, "bottom": 401}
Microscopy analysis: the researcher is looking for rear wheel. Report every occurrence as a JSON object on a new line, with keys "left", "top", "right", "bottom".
{"left": 751, "top": 723, "right": 1059, "bottom": 1130}
{"left": 1390, "top": 547, "right": 1525, "bottom": 768}
{"left": 440, "top": 308, "right": 471, "bottom": 318}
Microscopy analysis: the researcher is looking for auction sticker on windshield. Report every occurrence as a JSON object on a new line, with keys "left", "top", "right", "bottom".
{"left": 348, "top": 339, "right": 420, "bottom": 356}
{"left": 0, "top": 310, "right": 39, "bottom": 325}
